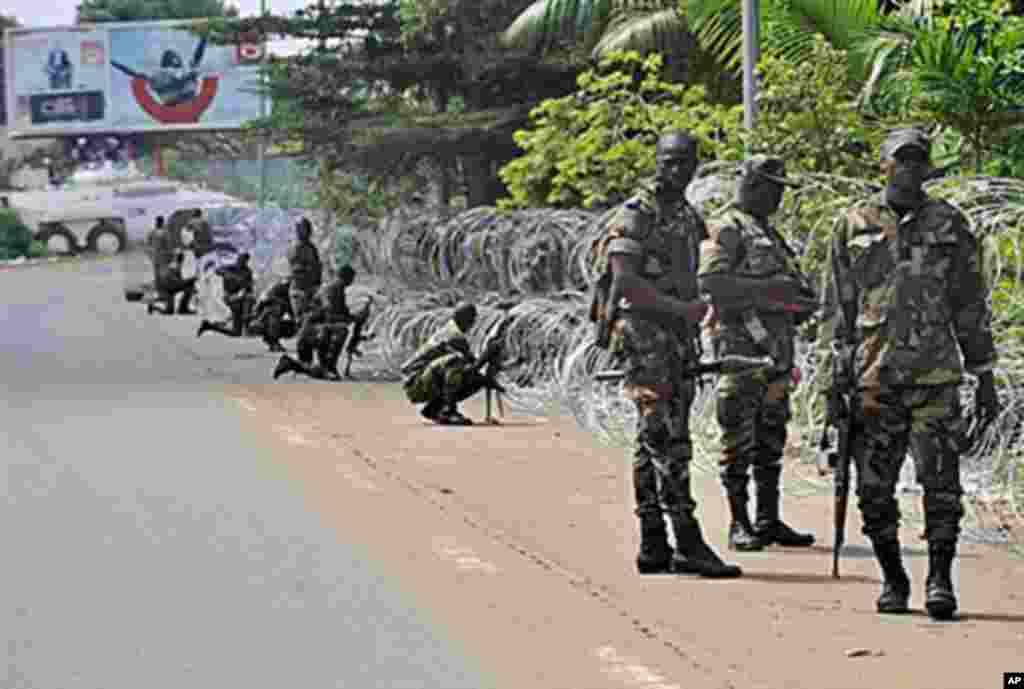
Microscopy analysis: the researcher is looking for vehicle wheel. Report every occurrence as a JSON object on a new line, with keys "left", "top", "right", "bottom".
{"left": 88, "top": 223, "right": 127, "bottom": 255}
{"left": 37, "top": 225, "right": 78, "bottom": 256}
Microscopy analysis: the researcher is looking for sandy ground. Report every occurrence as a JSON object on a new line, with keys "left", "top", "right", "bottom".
{"left": 5, "top": 254, "right": 1020, "bottom": 689}
{"left": 227, "top": 378, "right": 1024, "bottom": 689}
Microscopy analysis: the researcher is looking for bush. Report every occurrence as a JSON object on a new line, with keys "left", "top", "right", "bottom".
{"left": 0, "top": 209, "right": 42, "bottom": 261}
{"left": 498, "top": 51, "right": 744, "bottom": 211}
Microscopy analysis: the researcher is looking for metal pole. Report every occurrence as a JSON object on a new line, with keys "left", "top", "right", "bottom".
{"left": 258, "top": 0, "right": 268, "bottom": 209}
{"left": 742, "top": 0, "right": 760, "bottom": 133}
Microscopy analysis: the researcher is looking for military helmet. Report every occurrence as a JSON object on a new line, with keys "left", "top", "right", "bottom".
{"left": 656, "top": 131, "right": 699, "bottom": 159}
{"left": 881, "top": 128, "right": 931, "bottom": 160}
{"left": 453, "top": 301, "right": 477, "bottom": 324}
{"left": 742, "top": 155, "right": 799, "bottom": 187}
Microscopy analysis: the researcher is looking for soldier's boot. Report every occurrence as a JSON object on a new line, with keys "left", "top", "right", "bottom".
{"left": 722, "top": 471, "right": 764, "bottom": 551}
{"left": 636, "top": 516, "right": 673, "bottom": 574}
{"left": 177, "top": 292, "right": 196, "bottom": 315}
{"left": 671, "top": 514, "right": 743, "bottom": 578}
{"left": 272, "top": 355, "right": 300, "bottom": 380}
{"left": 753, "top": 464, "right": 815, "bottom": 547}
{"left": 872, "top": 539, "right": 911, "bottom": 614}
{"left": 196, "top": 320, "right": 213, "bottom": 338}
{"left": 420, "top": 399, "right": 445, "bottom": 422}
{"left": 924, "top": 541, "right": 958, "bottom": 621}
{"left": 727, "top": 496, "right": 765, "bottom": 551}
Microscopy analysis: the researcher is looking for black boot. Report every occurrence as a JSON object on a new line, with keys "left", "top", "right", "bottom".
{"left": 670, "top": 514, "right": 743, "bottom": 578}
{"left": 420, "top": 399, "right": 445, "bottom": 422}
{"left": 636, "top": 516, "right": 672, "bottom": 574}
{"left": 925, "top": 541, "right": 958, "bottom": 620}
{"left": 177, "top": 294, "right": 196, "bottom": 315}
{"left": 196, "top": 320, "right": 212, "bottom": 338}
{"left": 872, "top": 540, "right": 911, "bottom": 614}
{"left": 272, "top": 355, "right": 298, "bottom": 380}
{"left": 754, "top": 465, "right": 814, "bottom": 547}
{"left": 727, "top": 494, "right": 764, "bottom": 551}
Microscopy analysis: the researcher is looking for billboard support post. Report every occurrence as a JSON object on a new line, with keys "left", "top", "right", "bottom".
{"left": 258, "top": 0, "right": 268, "bottom": 210}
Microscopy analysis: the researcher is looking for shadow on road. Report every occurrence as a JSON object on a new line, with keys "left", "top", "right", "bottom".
{"left": 741, "top": 571, "right": 878, "bottom": 585}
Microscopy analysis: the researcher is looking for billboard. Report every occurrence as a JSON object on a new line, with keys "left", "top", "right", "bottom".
{"left": 4, "top": 20, "right": 264, "bottom": 138}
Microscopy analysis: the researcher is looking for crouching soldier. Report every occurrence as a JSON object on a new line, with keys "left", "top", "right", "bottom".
{"left": 272, "top": 266, "right": 356, "bottom": 381}
{"left": 247, "top": 277, "right": 295, "bottom": 352}
{"left": 401, "top": 302, "right": 499, "bottom": 426}
{"left": 196, "top": 252, "right": 255, "bottom": 339}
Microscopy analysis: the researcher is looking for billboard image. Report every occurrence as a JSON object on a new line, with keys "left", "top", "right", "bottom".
{"left": 4, "top": 20, "right": 264, "bottom": 138}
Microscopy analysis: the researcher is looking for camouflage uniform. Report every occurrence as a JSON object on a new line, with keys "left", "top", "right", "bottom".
{"left": 401, "top": 319, "right": 481, "bottom": 406}
{"left": 591, "top": 178, "right": 707, "bottom": 543}
{"left": 699, "top": 203, "right": 812, "bottom": 545}
{"left": 249, "top": 279, "right": 295, "bottom": 350}
{"left": 287, "top": 238, "right": 323, "bottom": 320}
{"left": 186, "top": 216, "right": 214, "bottom": 258}
{"left": 818, "top": 193, "right": 997, "bottom": 546}
{"left": 296, "top": 278, "right": 354, "bottom": 371}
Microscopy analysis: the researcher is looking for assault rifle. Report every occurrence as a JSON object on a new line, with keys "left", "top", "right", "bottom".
{"left": 342, "top": 297, "right": 375, "bottom": 379}
{"left": 593, "top": 354, "right": 774, "bottom": 383}
{"left": 817, "top": 342, "right": 856, "bottom": 580}
{"left": 475, "top": 314, "right": 525, "bottom": 425}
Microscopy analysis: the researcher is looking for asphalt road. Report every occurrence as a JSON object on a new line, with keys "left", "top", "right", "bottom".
{"left": 1, "top": 255, "right": 492, "bottom": 689}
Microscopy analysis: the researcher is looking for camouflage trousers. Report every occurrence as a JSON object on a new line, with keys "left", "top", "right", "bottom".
{"left": 618, "top": 317, "right": 696, "bottom": 522}
{"left": 853, "top": 384, "right": 964, "bottom": 544}
{"left": 715, "top": 371, "right": 792, "bottom": 498}
{"left": 403, "top": 354, "right": 482, "bottom": 405}
{"left": 297, "top": 321, "right": 349, "bottom": 367}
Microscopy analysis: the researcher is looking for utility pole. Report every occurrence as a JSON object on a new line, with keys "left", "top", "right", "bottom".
{"left": 742, "top": 0, "right": 760, "bottom": 135}
{"left": 258, "top": 0, "right": 268, "bottom": 209}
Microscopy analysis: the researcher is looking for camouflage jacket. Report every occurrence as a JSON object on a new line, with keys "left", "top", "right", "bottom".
{"left": 217, "top": 264, "right": 253, "bottom": 297}
{"left": 148, "top": 227, "right": 176, "bottom": 279}
{"left": 400, "top": 319, "right": 473, "bottom": 378}
{"left": 186, "top": 218, "right": 214, "bottom": 255}
{"left": 590, "top": 179, "right": 707, "bottom": 355}
{"left": 311, "top": 279, "right": 353, "bottom": 324}
{"left": 698, "top": 205, "right": 808, "bottom": 372}
{"left": 287, "top": 240, "right": 323, "bottom": 290}
{"left": 817, "top": 193, "right": 996, "bottom": 393}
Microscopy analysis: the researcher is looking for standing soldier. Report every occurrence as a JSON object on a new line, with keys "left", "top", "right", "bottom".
{"left": 590, "top": 131, "right": 741, "bottom": 578}
{"left": 817, "top": 129, "right": 999, "bottom": 619}
{"left": 287, "top": 218, "right": 323, "bottom": 321}
{"left": 187, "top": 209, "right": 214, "bottom": 258}
{"left": 698, "top": 156, "right": 817, "bottom": 552}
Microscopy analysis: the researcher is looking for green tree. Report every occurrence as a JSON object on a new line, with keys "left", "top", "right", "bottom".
{"left": 500, "top": 0, "right": 736, "bottom": 100}
{"left": 76, "top": 0, "right": 237, "bottom": 24}
{"left": 498, "top": 51, "right": 743, "bottom": 210}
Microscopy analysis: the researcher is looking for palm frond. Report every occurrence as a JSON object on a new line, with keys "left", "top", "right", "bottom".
{"left": 591, "top": 8, "right": 687, "bottom": 58}
{"left": 500, "top": 0, "right": 675, "bottom": 54}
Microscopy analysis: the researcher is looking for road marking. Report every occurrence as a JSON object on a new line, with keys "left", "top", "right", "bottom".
{"left": 596, "top": 646, "right": 681, "bottom": 689}
{"left": 228, "top": 396, "right": 258, "bottom": 412}
{"left": 272, "top": 424, "right": 313, "bottom": 447}
{"left": 436, "top": 544, "right": 500, "bottom": 573}
{"left": 336, "top": 468, "right": 381, "bottom": 493}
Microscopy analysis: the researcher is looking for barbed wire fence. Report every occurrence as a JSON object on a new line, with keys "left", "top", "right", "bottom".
{"left": 346, "top": 166, "right": 1023, "bottom": 550}
{"left": 165, "top": 154, "right": 1022, "bottom": 549}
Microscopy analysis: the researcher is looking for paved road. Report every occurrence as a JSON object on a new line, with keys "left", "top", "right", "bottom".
{"left": 2, "top": 256, "right": 492, "bottom": 689}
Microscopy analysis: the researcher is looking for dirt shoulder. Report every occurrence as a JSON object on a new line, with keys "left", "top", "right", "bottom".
{"left": 228, "top": 379, "right": 1024, "bottom": 689}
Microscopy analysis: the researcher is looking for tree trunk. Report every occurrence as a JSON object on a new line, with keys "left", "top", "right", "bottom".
{"left": 436, "top": 154, "right": 452, "bottom": 214}
{"left": 464, "top": 153, "right": 492, "bottom": 208}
